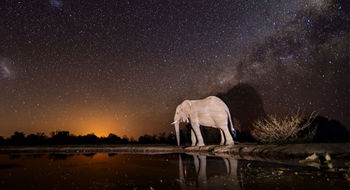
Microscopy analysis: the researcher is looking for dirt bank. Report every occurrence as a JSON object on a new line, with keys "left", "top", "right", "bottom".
{"left": 0, "top": 143, "right": 349, "bottom": 158}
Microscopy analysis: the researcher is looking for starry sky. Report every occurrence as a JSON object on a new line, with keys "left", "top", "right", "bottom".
{"left": 0, "top": 0, "right": 349, "bottom": 138}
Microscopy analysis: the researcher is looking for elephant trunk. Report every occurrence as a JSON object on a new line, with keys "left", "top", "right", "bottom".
{"left": 175, "top": 122, "right": 180, "bottom": 146}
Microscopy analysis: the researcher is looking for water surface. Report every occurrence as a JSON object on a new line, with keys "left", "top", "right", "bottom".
{"left": 0, "top": 153, "right": 348, "bottom": 189}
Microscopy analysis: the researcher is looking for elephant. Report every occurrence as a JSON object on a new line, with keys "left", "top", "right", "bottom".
{"left": 172, "top": 96, "right": 236, "bottom": 146}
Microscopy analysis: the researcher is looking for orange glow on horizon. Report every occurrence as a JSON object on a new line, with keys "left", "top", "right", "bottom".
{"left": 0, "top": 106, "right": 142, "bottom": 138}
{"left": 73, "top": 114, "right": 119, "bottom": 137}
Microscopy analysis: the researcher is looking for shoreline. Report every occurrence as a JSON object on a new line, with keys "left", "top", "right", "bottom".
{"left": 1, "top": 143, "right": 349, "bottom": 168}
{"left": 0, "top": 143, "right": 349, "bottom": 158}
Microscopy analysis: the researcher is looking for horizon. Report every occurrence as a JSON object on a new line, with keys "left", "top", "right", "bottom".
{"left": 0, "top": 128, "right": 174, "bottom": 139}
{"left": 0, "top": 113, "right": 348, "bottom": 139}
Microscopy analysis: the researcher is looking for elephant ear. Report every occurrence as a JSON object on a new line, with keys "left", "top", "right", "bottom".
{"left": 182, "top": 100, "right": 192, "bottom": 114}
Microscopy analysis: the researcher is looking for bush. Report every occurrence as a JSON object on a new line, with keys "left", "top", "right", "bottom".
{"left": 251, "top": 112, "right": 316, "bottom": 144}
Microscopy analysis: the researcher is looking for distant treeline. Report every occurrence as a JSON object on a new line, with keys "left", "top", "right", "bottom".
{"left": 1, "top": 114, "right": 348, "bottom": 146}
{"left": 0, "top": 131, "right": 177, "bottom": 145}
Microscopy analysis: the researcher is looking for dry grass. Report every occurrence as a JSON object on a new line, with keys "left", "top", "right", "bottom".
{"left": 251, "top": 112, "right": 317, "bottom": 144}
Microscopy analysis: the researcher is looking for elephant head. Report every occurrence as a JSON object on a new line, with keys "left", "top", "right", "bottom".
{"left": 172, "top": 100, "right": 191, "bottom": 146}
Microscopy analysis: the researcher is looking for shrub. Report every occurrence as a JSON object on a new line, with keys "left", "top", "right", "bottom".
{"left": 251, "top": 112, "right": 316, "bottom": 144}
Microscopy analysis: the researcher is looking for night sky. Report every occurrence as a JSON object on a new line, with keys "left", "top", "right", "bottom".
{"left": 0, "top": 0, "right": 349, "bottom": 138}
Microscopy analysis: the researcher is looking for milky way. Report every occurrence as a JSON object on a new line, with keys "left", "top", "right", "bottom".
{"left": 0, "top": 0, "right": 349, "bottom": 138}
{"left": 0, "top": 57, "right": 15, "bottom": 80}
{"left": 49, "top": 0, "right": 63, "bottom": 8}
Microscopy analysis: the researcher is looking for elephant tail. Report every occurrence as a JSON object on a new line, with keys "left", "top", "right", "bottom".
{"left": 226, "top": 108, "right": 237, "bottom": 138}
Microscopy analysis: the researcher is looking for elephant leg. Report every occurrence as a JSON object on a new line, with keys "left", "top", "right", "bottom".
{"left": 221, "top": 126, "right": 234, "bottom": 145}
{"left": 192, "top": 122, "right": 205, "bottom": 146}
{"left": 191, "top": 129, "right": 197, "bottom": 146}
{"left": 178, "top": 155, "right": 185, "bottom": 184}
{"left": 228, "top": 158, "right": 240, "bottom": 189}
{"left": 228, "top": 158, "right": 238, "bottom": 177}
{"left": 219, "top": 129, "right": 225, "bottom": 145}
{"left": 198, "top": 155, "right": 208, "bottom": 190}
{"left": 193, "top": 155, "right": 200, "bottom": 174}
{"left": 223, "top": 158, "right": 230, "bottom": 175}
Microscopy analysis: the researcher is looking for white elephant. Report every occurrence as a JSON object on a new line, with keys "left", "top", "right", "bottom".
{"left": 172, "top": 96, "right": 236, "bottom": 146}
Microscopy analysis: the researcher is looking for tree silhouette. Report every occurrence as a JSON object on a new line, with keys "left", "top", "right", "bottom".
{"left": 0, "top": 130, "right": 181, "bottom": 145}
{"left": 121, "top": 135, "right": 129, "bottom": 144}
{"left": 138, "top": 134, "right": 153, "bottom": 144}
{"left": 49, "top": 131, "right": 74, "bottom": 144}
{"left": 26, "top": 133, "right": 47, "bottom": 145}
{"left": 0, "top": 136, "right": 4, "bottom": 145}
{"left": 79, "top": 133, "right": 99, "bottom": 144}
{"left": 129, "top": 136, "right": 136, "bottom": 143}
{"left": 217, "top": 83, "right": 266, "bottom": 141}
{"left": 9, "top": 131, "right": 26, "bottom": 145}
{"left": 166, "top": 133, "right": 176, "bottom": 145}
{"left": 106, "top": 133, "right": 122, "bottom": 144}
{"left": 311, "top": 116, "right": 350, "bottom": 143}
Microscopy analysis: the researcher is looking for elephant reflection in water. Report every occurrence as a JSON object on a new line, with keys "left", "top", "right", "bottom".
{"left": 178, "top": 154, "right": 241, "bottom": 190}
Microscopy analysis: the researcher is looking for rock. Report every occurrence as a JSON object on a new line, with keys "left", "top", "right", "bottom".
{"left": 299, "top": 153, "right": 321, "bottom": 168}
{"left": 305, "top": 153, "right": 319, "bottom": 162}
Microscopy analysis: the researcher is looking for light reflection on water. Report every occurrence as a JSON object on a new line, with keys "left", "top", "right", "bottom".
{"left": 0, "top": 153, "right": 348, "bottom": 190}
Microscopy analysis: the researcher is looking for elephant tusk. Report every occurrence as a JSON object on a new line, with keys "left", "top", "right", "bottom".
{"left": 171, "top": 121, "right": 177, "bottom": 125}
